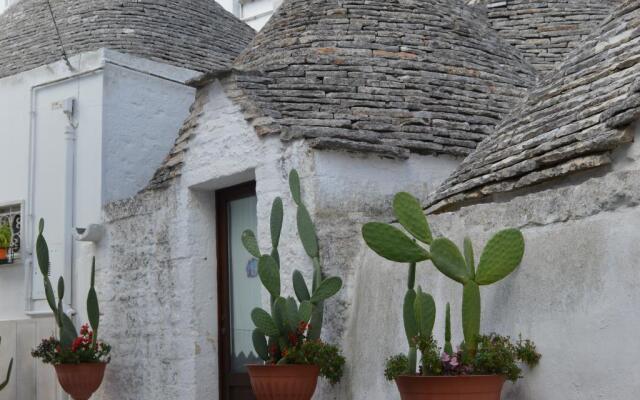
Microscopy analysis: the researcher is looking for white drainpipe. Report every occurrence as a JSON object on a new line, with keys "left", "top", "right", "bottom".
{"left": 63, "top": 98, "right": 77, "bottom": 315}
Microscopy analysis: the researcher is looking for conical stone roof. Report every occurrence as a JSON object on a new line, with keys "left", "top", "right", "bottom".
{"left": 0, "top": 0, "right": 255, "bottom": 79}
{"left": 428, "top": 0, "right": 640, "bottom": 211}
{"left": 230, "top": 0, "right": 537, "bottom": 158}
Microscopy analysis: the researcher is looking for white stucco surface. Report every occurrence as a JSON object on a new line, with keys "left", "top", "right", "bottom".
{"left": 0, "top": 49, "right": 199, "bottom": 399}
{"left": 99, "top": 79, "right": 460, "bottom": 400}
{"left": 345, "top": 125, "right": 640, "bottom": 399}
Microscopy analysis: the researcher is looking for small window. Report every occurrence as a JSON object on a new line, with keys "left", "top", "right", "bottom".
{"left": 0, "top": 202, "right": 22, "bottom": 265}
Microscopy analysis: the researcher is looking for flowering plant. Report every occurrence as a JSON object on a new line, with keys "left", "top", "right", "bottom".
{"left": 265, "top": 321, "right": 344, "bottom": 385}
{"left": 243, "top": 170, "right": 345, "bottom": 384}
{"left": 384, "top": 334, "right": 540, "bottom": 382}
{"left": 32, "top": 324, "right": 111, "bottom": 365}
{"left": 32, "top": 220, "right": 112, "bottom": 365}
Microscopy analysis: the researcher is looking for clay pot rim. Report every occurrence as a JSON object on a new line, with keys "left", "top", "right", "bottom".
{"left": 246, "top": 364, "right": 320, "bottom": 369}
{"left": 397, "top": 374, "right": 506, "bottom": 380}
{"left": 54, "top": 362, "right": 109, "bottom": 367}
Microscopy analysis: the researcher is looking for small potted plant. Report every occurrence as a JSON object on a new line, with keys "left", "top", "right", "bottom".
{"left": 0, "top": 223, "right": 12, "bottom": 263}
{"left": 242, "top": 170, "right": 345, "bottom": 400}
{"left": 32, "top": 220, "right": 111, "bottom": 400}
{"left": 363, "top": 192, "right": 540, "bottom": 399}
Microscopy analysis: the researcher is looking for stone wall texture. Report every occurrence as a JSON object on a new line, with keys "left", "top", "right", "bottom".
{"left": 347, "top": 132, "right": 640, "bottom": 399}
{"left": 229, "top": 0, "right": 536, "bottom": 159}
{"left": 0, "top": 0, "right": 255, "bottom": 79}
{"left": 469, "top": 0, "right": 622, "bottom": 73}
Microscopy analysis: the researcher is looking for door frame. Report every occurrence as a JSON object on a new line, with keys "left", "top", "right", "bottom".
{"left": 215, "top": 181, "right": 257, "bottom": 400}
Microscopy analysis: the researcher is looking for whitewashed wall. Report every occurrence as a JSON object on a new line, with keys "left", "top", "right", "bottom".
{"left": 345, "top": 123, "right": 640, "bottom": 400}
{"left": 216, "top": 0, "right": 281, "bottom": 30}
{"left": 99, "top": 79, "right": 460, "bottom": 400}
{"left": 0, "top": 49, "right": 198, "bottom": 399}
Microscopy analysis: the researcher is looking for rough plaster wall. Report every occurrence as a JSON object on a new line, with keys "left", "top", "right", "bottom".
{"left": 99, "top": 79, "right": 460, "bottom": 400}
{"left": 345, "top": 125, "right": 640, "bottom": 399}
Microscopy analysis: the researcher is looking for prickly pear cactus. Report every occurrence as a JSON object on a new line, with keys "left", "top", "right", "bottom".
{"left": 36, "top": 219, "right": 106, "bottom": 350}
{"left": 361, "top": 192, "right": 437, "bottom": 375}
{"left": 444, "top": 303, "right": 453, "bottom": 355}
{"left": 244, "top": 172, "right": 344, "bottom": 363}
{"left": 430, "top": 229, "right": 525, "bottom": 355}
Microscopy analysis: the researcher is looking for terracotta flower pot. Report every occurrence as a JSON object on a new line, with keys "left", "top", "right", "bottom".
{"left": 54, "top": 363, "right": 107, "bottom": 400}
{"left": 396, "top": 375, "right": 506, "bottom": 400}
{"left": 0, "top": 248, "right": 7, "bottom": 261}
{"left": 247, "top": 364, "right": 320, "bottom": 400}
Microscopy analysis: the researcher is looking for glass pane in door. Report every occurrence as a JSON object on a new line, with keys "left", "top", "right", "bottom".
{"left": 228, "top": 195, "right": 263, "bottom": 372}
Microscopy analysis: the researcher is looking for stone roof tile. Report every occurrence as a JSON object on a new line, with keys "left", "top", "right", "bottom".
{"left": 230, "top": 0, "right": 538, "bottom": 159}
{"left": 0, "top": 0, "right": 255, "bottom": 79}
{"left": 428, "top": 0, "right": 640, "bottom": 211}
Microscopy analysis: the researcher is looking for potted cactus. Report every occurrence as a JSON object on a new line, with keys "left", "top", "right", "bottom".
{"left": 0, "top": 223, "right": 11, "bottom": 262}
{"left": 31, "top": 220, "right": 111, "bottom": 400}
{"left": 363, "top": 192, "right": 540, "bottom": 399}
{"left": 242, "top": 170, "right": 345, "bottom": 400}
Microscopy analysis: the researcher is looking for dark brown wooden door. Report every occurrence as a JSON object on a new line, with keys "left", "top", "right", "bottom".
{"left": 216, "top": 182, "right": 260, "bottom": 400}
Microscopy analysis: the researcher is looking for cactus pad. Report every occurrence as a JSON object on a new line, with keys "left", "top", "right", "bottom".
{"left": 362, "top": 223, "right": 430, "bottom": 263}
{"left": 414, "top": 287, "right": 436, "bottom": 338}
{"left": 403, "top": 289, "right": 418, "bottom": 344}
{"left": 310, "top": 277, "right": 342, "bottom": 303}
{"left": 393, "top": 192, "right": 432, "bottom": 244}
{"left": 289, "top": 169, "right": 302, "bottom": 205}
{"left": 297, "top": 204, "right": 320, "bottom": 259}
{"left": 292, "top": 270, "right": 311, "bottom": 301}
{"left": 252, "top": 329, "right": 269, "bottom": 361}
{"left": 270, "top": 197, "right": 284, "bottom": 249}
{"left": 241, "top": 230, "right": 261, "bottom": 258}
{"left": 258, "top": 255, "right": 280, "bottom": 298}
{"left": 430, "top": 238, "right": 471, "bottom": 284}
{"left": 251, "top": 308, "right": 280, "bottom": 337}
{"left": 462, "top": 281, "right": 481, "bottom": 354}
{"left": 475, "top": 229, "right": 525, "bottom": 285}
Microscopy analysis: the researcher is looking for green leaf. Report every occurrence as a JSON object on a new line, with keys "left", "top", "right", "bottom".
{"left": 362, "top": 223, "right": 430, "bottom": 263}
{"left": 403, "top": 289, "right": 418, "bottom": 344}
{"left": 292, "top": 270, "right": 311, "bottom": 301}
{"left": 87, "top": 288, "right": 100, "bottom": 340}
{"left": 414, "top": 287, "right": 436, "bottom": 338}
{"left": 393, "top": 192, "right": 432, "bottom": 244}
{"left": 285, "top": 297, "right": 299, "bottom": 331}
{"left": 241, "top": 230, "right": 261, "bottom": 258}
{"left": 270, "top": 197, "right": 284, "bottom": 248}
{"left": 463, "top": 237, "right": 475, "bottom": 280}
{"left": 298, "top": 301, "right": 313, "bottom": 323}
{"left": 258, "top": 255, "right": 280, "bottom": 298}
{"left": 35, "top": 220, "right": 50, "bottom": 277}
{"left": 57, "top": 277, "right": 65, "bottom": 301}
{"left": 475, "top": 229, "right": 525, "bottom": 285}
{"left": 44, "top": 280, "right": 58, "bottom": 321}
{"left": 430, "top": 238, "right": 470, "bottom": 284}
{"left": 444, "top": 303, "right": 453, "bottom": 355}
{"left": 308, "top": 303, "right": 324, "bottom": 340}
{"left": 60, "top": 313, "right": 77, "bottom": 349}
{"left": 310, "top": 276, "right": 342, "bottom": 303}
{"left": 289, "top": 169, "right": 302, "bottom": 205}
{"left": 462, "top": 281, "right": 481, "bottom": 354}
{"left": 252, "top": 329, "right": 269, "bottom": 361}
{"left": 272, "top": 297, "right": 288, "bottom": 334}
{"left": 251, "top": 308, "right": 279, "bottom": 337}
{"left": 297, "top": 204, "right": 319, "bottom": 258}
